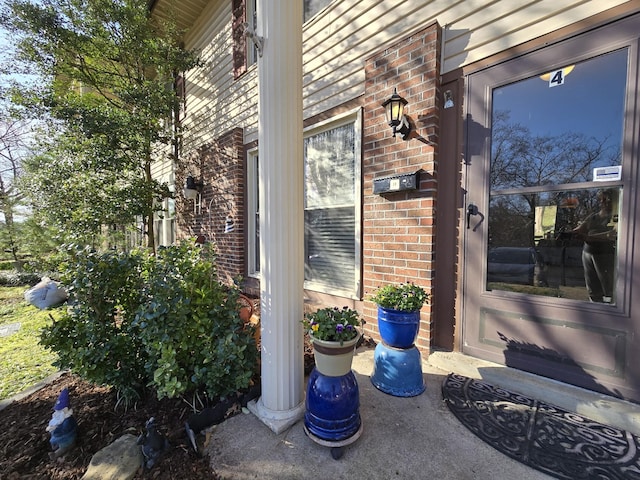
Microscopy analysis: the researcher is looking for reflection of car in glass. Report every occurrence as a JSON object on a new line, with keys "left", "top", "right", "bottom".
{"left": 487, "top": 247, "right": 547, "bottom": 286}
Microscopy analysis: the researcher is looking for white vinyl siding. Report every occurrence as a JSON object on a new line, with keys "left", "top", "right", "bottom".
{"left": 177, "top": 0, "right": 628, "bottom": 153}
{"left": 182, "top": 0, "right": 258, "bottom": 152}
{"left": 302, "top": 0, "right": 629, "bottom": 119}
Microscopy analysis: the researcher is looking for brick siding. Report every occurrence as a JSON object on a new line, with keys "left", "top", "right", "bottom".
{"left": 176, "top": 127, "right": 246, "bottom": 285}
{"left": 362, "top": 22, "right": 442, "bottom": 353}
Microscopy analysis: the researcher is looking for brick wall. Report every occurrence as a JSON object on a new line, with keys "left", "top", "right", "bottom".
{"left": 176, "top": 127, "right": 246, "bottom": 285}
{"left": 232, "top": 0, "right": 247, "bottom": 79}
{"left": 362, "top": 22, "right": 442, "bottom": 353}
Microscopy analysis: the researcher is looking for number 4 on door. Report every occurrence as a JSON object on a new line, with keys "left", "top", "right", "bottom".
{"left": 549, "top": 69, "right": 565, "bottom": 87}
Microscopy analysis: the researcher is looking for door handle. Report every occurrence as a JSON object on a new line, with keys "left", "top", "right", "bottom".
{"left": 467, "top": 204, "right": 479, "bottom": 229}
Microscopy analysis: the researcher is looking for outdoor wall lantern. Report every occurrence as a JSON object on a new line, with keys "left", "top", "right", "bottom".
{"left": 382, "top": 88, "right": 411, "bottom": 140}
{"left": 183, "top": 175, "right": 203, "bottom": 200}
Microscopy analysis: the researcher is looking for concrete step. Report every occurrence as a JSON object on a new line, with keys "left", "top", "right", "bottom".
{"left": 427, "top": 350, "right": 640, "bottom": 437}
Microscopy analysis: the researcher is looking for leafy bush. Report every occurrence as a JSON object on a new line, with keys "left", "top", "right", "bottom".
{"left": 40, "top": 246, "right": 148, "bottom": 405}
{"left": 0, "top": 260, "right": 15, "bottom": 271}
{"left": 135, "top": 243, "right": 258, "bottom": 400}
{"left": 0, "top": 271, "right": 42, "bottom": 286}
{"left": 40, "top": 242, "right": 258, "bottom": 406}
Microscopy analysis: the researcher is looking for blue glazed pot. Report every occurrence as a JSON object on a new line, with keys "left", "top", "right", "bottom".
{"left": 304, "top": 369, "right": 361, "bottom": 442}
{"left": 371, "top": 342, "right": 425, "bottom": 397}
{"left": 377, "top": 306, "right": 420, "bottom": 348}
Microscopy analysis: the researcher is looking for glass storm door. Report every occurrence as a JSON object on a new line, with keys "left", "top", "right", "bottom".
{"left": 462, "top": 14, "right": 640, "bottom": 402}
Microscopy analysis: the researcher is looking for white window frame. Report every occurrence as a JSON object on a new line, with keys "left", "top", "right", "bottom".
{"left": 304, "top": 0, "right": 333, "bottom": 23}
{"left": 247, "top": 148, "right": 260, "bottom": 277}
{"left": 154, "top": 195, "right": 175, "bottom": 248}
{"left": 246, "top": 110, "right": 362, "bottom": 297}
{"left": 303, "top": 108, "right": 362, "bottom": 299}
{"left": 246, "top": 0, "right": 258, "bottom": 67}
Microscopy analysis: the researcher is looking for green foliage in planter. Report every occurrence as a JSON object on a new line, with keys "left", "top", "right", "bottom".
{"left": 302, "top": 306, "right": 363, "bottom": 344}
{"left": 134, "top": 243, "right": 258, "bottom": 400}
{"left": 40, "top": 246, "right": 148, "bottom": 405}
{"left": 369, "top": 282, "right": 429, "bottom": 312}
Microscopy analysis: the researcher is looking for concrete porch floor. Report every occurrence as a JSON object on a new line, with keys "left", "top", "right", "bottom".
{"left": 203, "top": 346, "right": 640, "bottom": 479}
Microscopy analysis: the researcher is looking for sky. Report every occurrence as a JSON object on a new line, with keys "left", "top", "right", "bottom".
{"left": 492, "top": 48, "right": 627, "bottom": 158}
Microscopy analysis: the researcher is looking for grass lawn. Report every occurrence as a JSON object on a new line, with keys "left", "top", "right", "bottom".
{"left": 0, "top": 286, "right": 62, "bottom": 400}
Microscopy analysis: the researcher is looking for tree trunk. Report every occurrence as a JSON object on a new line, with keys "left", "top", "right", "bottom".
{"left": 144, "top": 157, "right": 156, "bottom": 254}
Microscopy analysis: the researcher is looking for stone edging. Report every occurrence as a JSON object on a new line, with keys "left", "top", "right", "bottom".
{"left": 0, "top": 370, "right": 67, "bottom": 412}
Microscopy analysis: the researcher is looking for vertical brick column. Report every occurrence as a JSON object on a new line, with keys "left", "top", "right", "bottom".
{"left": 363, "top": 22, "right": 442, "bottom": 353}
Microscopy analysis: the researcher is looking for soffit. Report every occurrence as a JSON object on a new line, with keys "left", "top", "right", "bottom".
{"left": 149, "top": 0, "right": 210, "bottom": 35}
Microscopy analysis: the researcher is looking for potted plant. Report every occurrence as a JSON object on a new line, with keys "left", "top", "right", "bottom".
{"left": 302, "top": 306, "right": 364, "bottom": 448}
{"left": 369, "top": 283, "right": 429, "bottom": 348}
{"left": 302, "top": 306, "right": 363, "bottom": 377}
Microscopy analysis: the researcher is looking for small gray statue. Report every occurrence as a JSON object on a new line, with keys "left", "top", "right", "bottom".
{"left": 137, "top": 417, "right": 170, "bottom": 469}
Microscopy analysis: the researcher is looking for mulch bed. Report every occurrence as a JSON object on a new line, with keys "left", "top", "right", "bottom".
{"left": 0, "top": 316, "right": 372, "bottom": 480}
{"left": 0, "top": 335, "right": 318, "bottom": 480}
{"left": 0, "top": 372, "right": 220, "bottom": 479}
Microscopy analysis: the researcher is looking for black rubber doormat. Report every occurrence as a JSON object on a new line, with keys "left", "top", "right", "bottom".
{"left": 442, "top": 373, "right": 640, "bottom": 479}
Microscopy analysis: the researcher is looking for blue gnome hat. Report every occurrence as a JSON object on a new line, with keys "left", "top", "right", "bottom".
{"left": 54, "top": 388, "right": 70, "bottom": 411}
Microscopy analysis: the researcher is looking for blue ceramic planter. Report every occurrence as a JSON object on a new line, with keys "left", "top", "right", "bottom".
{"left": 371, "top": 342, "right": 425, "bottom": 397}
{"left": 377, "top": 307, "right": 420, "bottom": 348}
{"left": 304, "top": 368, "right": 361, "bottom": 442}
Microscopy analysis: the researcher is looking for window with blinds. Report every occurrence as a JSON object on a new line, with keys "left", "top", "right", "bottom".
{"left": 304, "top": 120, "right": 358, "bottom": 293}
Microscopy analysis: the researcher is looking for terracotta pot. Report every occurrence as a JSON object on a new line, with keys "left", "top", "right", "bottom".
{"left": 237, "top": 294, "right": 254, "bottom": 322}
{"left": 310, "top": 334, "right": 359, "bottom": 377}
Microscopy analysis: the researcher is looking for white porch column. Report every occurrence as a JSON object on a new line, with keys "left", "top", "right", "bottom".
{"left": 247, "top": 0, "right": 305, "bottom": 433}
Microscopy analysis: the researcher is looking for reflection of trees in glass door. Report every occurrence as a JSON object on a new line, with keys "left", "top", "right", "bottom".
{"left": 486, "top": 49, "right": 627, "bottom": 303}
{"left": 489, "top": 188, "right": 620, "bottom": 302}
{"left": 463, "top": 13, "right": 640, "bottom": 402}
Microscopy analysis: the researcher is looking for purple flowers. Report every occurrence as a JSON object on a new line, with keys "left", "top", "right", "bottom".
{"left": 335, "top": 323, "right": 355, "bottom": 333}
{"left": 302, "top": 306, "right": 363, "bottom": 343}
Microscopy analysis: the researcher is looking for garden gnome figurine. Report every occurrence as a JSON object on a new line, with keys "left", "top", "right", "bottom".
{"left": 46, "top": 387, "right": 78, "bottom": 459}
{"left": 137, "top": 417, "right": 170, "bottom": 469}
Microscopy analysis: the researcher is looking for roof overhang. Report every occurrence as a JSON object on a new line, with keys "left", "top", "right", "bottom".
{"left": 148, "top": 0, "right": 209, "bottom": 35}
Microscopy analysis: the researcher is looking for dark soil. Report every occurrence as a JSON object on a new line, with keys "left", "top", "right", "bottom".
{"left": 0, "top": 372, "right": 218, "bottom": 479}
{"left": 0, "top": 337, "right": 318, "bottom": 480}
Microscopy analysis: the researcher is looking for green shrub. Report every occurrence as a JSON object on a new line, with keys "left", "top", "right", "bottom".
{"left": 135, "top": 243, "right": 258, "bottom": 400}
{"left": 369, "top": 282, "right": 429, "bottom": 312}
{"left": 40, "top": 242, "right": 258, "bottom": 406}
{"left": 40, "top": 246, "right": 149, "bottom": 406}
{"left": 0, "top": 271, "right": 42, "bottom": 286}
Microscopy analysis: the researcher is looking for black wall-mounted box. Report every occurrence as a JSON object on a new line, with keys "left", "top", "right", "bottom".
{"left": 373, "top": 171, "right": 420, "bottom": 194}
